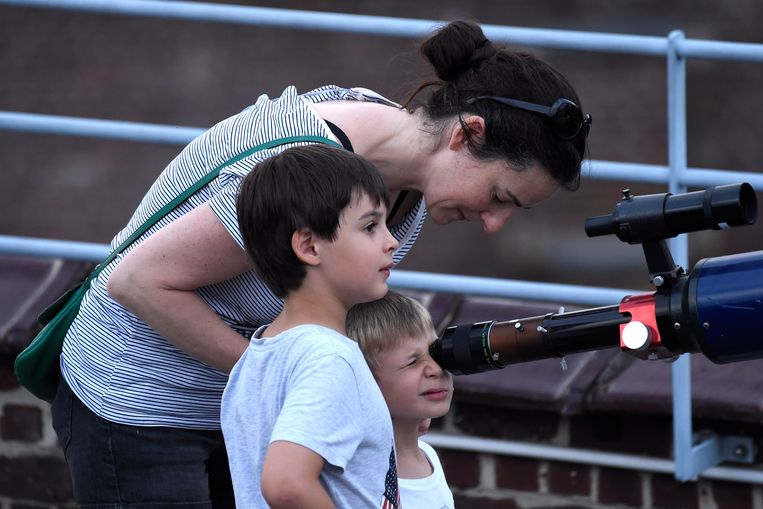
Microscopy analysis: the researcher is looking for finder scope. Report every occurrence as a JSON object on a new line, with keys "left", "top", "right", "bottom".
{"left": 584, "top": 183, "right": 756, "bottom": 243}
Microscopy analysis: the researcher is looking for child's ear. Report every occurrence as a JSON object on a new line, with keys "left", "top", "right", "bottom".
{"left": 291, "top": 227, "right": 320, "bottom": 266}
{"left": 448, "top": 115, "right": 486, "bottom": 150}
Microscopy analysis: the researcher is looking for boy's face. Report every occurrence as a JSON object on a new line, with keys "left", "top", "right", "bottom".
{"left": 373, "top": 332, "right": 454, "bottom": 423}
{"left": 315, "top": 192, "right": 399, "bottom": 306}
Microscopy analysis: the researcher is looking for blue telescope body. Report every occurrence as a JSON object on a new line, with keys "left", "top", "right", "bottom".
{"left": 689, "top": 250, "right": 763, "bottom": 363}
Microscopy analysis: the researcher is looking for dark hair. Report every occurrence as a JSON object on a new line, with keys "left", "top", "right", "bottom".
{"left": 236, "top": 144, "right": 390, "bottom": 298}
{"left": 405, "top": 20, "right": 588, "bottom": 189}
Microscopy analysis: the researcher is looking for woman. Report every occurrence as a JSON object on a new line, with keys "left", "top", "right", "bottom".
{"left": 52, "top": 20, "right": 590, "bottom": 507}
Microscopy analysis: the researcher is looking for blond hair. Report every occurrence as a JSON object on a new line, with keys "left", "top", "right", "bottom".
{"left": 346, "top": 291, "right": 435, "bottom": 370}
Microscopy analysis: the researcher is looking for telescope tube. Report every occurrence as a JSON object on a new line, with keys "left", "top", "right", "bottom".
{"left": 431, "top": 306, "right": 629, "bottom": 375}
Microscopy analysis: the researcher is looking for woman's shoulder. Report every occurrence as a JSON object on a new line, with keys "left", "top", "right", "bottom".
{"left": 300, "top": 85, "right": 400, "bottom": 108}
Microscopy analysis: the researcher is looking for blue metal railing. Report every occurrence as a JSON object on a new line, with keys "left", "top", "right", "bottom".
{"left": 1, "top": 0, "right": 762, "bottom": 483}
{"left": 2, "top": 111, "right": 763, "bottom": 188}
{"left": 3, "top": 0, "right": 763, "bottom": 62}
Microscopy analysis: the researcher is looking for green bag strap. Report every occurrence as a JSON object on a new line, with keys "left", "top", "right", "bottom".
{"left": 86, "top": 135, "right": 341, "bottom": 281}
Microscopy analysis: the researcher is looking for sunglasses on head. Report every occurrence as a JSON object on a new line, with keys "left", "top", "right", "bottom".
{"left": 466, "top": 96, "right": 592, "bottom": 141}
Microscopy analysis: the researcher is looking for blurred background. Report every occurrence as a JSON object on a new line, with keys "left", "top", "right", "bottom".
{"left": 1, "top": 0, "right": 762, "bottom": 292}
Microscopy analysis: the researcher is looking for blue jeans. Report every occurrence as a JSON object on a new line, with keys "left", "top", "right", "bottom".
{"left": 51, "top": 376, "right": 235, "bottom": 508}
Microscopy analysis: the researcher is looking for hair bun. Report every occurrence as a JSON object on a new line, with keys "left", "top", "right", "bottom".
{"left": 421, "top": 20, "right": 495, "bottom": 82}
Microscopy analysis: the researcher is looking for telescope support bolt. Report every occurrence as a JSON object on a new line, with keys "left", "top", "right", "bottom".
{"left": 677, "top": 434, "right": 756, "bottom": 481}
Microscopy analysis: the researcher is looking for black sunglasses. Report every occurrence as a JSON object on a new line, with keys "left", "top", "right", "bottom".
{"left": 466, "top": 96, "right": 592, "bottom": 141}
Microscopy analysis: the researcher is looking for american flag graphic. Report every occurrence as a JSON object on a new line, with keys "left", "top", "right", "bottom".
{"left": 380, "top": 447, "right": 400, "bottom": 508}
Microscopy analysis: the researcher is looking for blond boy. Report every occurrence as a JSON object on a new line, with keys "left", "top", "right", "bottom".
{"left": 347, "top": 291, "right": 455, "bottom": 509}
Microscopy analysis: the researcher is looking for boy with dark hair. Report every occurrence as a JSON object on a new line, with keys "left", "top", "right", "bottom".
{"left": 222, "top": 144, "right": 401, "bottom": 508}
{"left": 347, "top": 291, "right": 455, "bottom": 509}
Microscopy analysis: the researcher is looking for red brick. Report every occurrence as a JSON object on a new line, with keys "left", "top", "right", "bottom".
{"left": 0, "top": 457, "right": 73, "bottom": 502}
{"left": 713, "top": 479, "right": 753, "bottom": 509}
{"left": 599, "top": 467, "right": 642, "bottom": 507}
{"left": 0, "top": 355, "right": 21, "bottom": 390}
{"left": 1, "top": 404, "right": 43, "bottom": 441}
{"left": 11, "top": 504, "right": 55, "bottom": 509}
{"left": 438, "top": 449, "right": 480, "bottom": 488}
{"left": 651, "top": 473, "right": 698, "bottom": 509}
{"left": 547, "top": 461, "right": 591, "bottom": 497}
{"left": 495, "top": 455, "right": 539, "bottom": 491}
{"left": 453, "top": 402, "right": 560, "bottom": 442}
{"left": 453, "top": 493, "right": 519, "bottom": 509}
{"left": 570, "top": 412, "right": 672, "bottom": 457}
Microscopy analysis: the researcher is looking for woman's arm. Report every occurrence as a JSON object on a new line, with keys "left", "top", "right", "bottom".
{"left": 108, "top": 203, "right": 252, "bottom": 373}
{"left": 261, "top": 441, "right": 335, "bottom": 509}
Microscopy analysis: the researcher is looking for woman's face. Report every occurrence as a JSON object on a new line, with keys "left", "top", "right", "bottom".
{"left": 424, "top": 148, "right": 560, "bottom": 234}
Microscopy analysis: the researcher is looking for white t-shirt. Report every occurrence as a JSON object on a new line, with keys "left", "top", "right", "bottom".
{"left": 398, "top": 440, "right": 455, "bottom": 509}
{"left": 222, "top": 324, "right": 400, "bottom": 508}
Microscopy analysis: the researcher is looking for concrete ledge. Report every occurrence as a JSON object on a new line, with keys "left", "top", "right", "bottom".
{"left": 0, "top": 255, "right": 92, "bottom": 353}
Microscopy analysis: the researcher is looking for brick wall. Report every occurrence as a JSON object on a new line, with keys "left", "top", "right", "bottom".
{"left": 443, "top": 451, "right": 759, "bottom": 509}
{"left": 3, "top": 364, "right": 762, "bottom": 509}
{"left": 430, "top": 403, "right": 763, "bottom": 509}
{"left": 0, "top": 357, "right": 73, "bottom": 509}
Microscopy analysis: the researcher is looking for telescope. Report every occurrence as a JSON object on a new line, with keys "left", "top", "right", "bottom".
{"left": 430, "top": 183, "right": 761, "bottom": 375}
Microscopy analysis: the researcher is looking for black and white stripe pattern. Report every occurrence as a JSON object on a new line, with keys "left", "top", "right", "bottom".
{"left": 60, "top": 85, "right": 427, "bottom": 429}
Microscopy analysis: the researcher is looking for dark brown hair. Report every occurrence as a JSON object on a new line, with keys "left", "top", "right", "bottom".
{"left": 236, "top": 145, "right": 390, "bottom": 298}
{"left": 406, "top": 20, "right": 588, "bottom": 189}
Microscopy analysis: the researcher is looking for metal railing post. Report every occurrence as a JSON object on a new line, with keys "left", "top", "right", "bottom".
{"left": 666, "top": 29, "right": 755, "bottom": 481}
{"left": 667, "top": 29, "right": 695, "bottom": 482}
